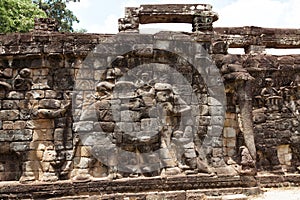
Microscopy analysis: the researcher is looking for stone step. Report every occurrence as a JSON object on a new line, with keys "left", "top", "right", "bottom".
{"left": 47, "top": 188, "right": 255, "bottom": 200}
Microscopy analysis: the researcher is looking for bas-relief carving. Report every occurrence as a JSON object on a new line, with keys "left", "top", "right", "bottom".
{"left": 73, "top": 64, "right": 215, "bottom": 181}
{"left": 0, "top": 65, "right": 73, "bottom": 182}
{"left": 253, "top": 74, "right": 300, "bottom": 173}
{"left": 0, "top": 5, "right": 300, "bottom": 186}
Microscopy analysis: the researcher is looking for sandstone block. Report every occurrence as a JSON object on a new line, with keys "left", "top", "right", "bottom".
{"left": 26, "top": 119, "right": 54, "bottom": 129}
{"left": 141, "top": 118, "right": 159, "bottom": 131}
{"left": 39, "top": 99, "right": 61, "bottom": 109}
{"left": 28, "top": 90, "right": 45, "bottom": 99}
{"left": 120, "top": 110, "right": 141, "bottom": 122}
{"left": 2, "top": 100, "right": 19, "bottom": 109}
{"left": 73, "top": 121, "right": 94, "bottom": 132}
{"left": 14, "top": 121, "right": 27, "bottom": 129}
{"left": 7, "top": 91, "right": 24, "bottom": 99}
{"left": 2, "top": 121, "right": 13, "bottom": 130}
{"left": 0, "top": 110, "right": 19, "bottom": 120}
{"left": 223, "top": 127, "right": 236, "bottom": 138}
{"left": 33, "top": 129, "right": 54, "bottom": 141}
{"left": 43, "top": 150, "right": 57, "bottom": 162}
{"left": 10, "top": 142, "right": 30, "bottom": 152}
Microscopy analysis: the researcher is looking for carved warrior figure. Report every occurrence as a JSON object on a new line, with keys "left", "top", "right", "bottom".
{"left": 20, "top": 94, "right": 71, "bottom": 182}
{"left": 260, "top": 78, "right": 282, "bottom": 111}
{"left": 75, "top": 66, "right": 213, "bottom": 179}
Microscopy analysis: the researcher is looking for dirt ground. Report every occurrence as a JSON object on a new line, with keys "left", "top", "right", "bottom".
{"left": 251, "top": 187, "right": 300, "bottom": 200}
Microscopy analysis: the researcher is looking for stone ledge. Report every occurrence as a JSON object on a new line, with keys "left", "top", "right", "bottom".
{"left": 0, "top": 175, "right": 258, "bottom": 199}
{"left": 257, "top": 174, "right": 300, "bottom": 187}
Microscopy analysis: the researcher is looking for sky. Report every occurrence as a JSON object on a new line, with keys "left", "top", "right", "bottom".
{"left": 67, "top": 0, "right": 300, "bottom": 34}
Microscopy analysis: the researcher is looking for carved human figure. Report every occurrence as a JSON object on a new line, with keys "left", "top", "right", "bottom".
{"left": 153, "top": 83, "right": 192, "bottom": 175}
{"left": 20, "top": 93, "right": 71, "bottom": 183}
{"left": 74, "top": 68, "right": 123, "bottom": 180}
{"left": 239, "top": 146, "right": 256, "bottom": 175}
{"left": 260, "top": 78, "right": 282, "bottom": 111}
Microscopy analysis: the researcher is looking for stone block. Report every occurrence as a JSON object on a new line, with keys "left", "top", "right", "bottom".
{"left": 43, "top": 150, "right": 57, "bottom": 162}
{"left": 80, "top": 146, "right": 92, "bottom": 157}
{"left": 29, "top": 141, "right": 54, "bottom": 151}
{"left": 197, "top": 116, "right": 210, "bottom": 126}
{"left": 75, "top": 80, "right": 94, "bottom": 90}
{"left": 116, "top": 122, "right": 134, "bottom": 132}
{"left": 154, "top": 40, "right": 170, "bottom": 50}
{"left": 186, "top": 190, "right": 206, "bottom": 200}
{"left": 73, "top": 121, "right": 94, "bottom": 132}
{"left": 120, "top": 110, "right": 141, "bottom": 122}
{"left": 223, "top": 127, "right": 236, "bottom": 138}
{"left": 26, "top": 119, "right": 54, "bottom": 129}
{"left": 12, "top": 129, "right": 32, "bottom": 141}
{"left": 206, "top": 125, "right": 223, "bottom": 137}
{"left": 141, "top": 118, "right": 159, "bottom": 131}
{"left": 0, "top": 110, "right": 19, "bottom": 120}
{"left": 200, "top": 105, "right": 209, "bottom": 116}
{"left": 2, "top": 100, "right": 19, "bottom": 109}
{"left": 6, "top": 91, "right": 24, "bottom": 99}
{"left": 10, "top": 142, "right": 30, "bottom": 152}
{"left": 73, "top": 157, "right": 91, "bottom": 169}
{"left": 98, "top": 122, "right": 115, "bottom": 132}
{"left": 27, "top": 150, "right": 44, "bottom": 161}
{"left": 14, "top": 121, "right": 26, "bottom": 129}
{"left": 209, "top": 105, "right": 225, "bottom": 116}
{"left": 28, "top": 90, "right": 45, "bottom": 99}
{"left": 208, "top": 97, "right": 223, "bottom": 106}
{"left": 211, "top": 116, "right": 224, "bottom": 126}
{"left": 45, "top": 90, "right": 60, "bottom": 99}
{"left": 33, "top": 129, "right": 54, "bottom": 141}
{"left": 224, "top": 118, "right": 237, "bottom": 127}
{"left": 2, "top": 121, "right": 13, "bottom": 130}
{"left": 184, "top": 149, "right": 197, "bottom": 158}
{"left": 224, "top": 138, "right": 236, "bottom": 148}
{"left": 39, "top": 99, "right": 61, "bottom": 109}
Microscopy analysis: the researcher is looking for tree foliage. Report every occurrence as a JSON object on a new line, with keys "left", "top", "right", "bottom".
{"left": 0, "top": 0, "right": 80, "bottom": 33}
{"left": 0, "top": 0, "right": 46, "bottom": 33}
{"left": 33, "top": 0, "right": 79, "bottom": 32}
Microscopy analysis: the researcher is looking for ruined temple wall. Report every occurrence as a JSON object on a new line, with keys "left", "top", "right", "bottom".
{"left": 213, "top": 52, "right": 300, "bottom": 174}
{"left": 0, "top": 29, "right": 299, "bottom": 182}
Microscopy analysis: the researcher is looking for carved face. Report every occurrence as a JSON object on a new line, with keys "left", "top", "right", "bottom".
{"left": 19, "top": 68, "right": 31, "bottom": 78}
{"left": 156, "top": 90, "right": 173, "bottom": 102}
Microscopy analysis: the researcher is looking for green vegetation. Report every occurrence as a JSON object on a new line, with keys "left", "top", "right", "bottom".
{"left": 33, "top": 0, "right": 79, "bottom": 32}
{"left": 0, "top": 0, "right": 46, "bottom": 33}
{"left": 0, "top": 0, "right": 80, "bottom": 33}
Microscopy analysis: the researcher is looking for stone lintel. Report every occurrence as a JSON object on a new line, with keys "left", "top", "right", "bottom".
{"left": 118, "top": 4, "right": 218, "bottom": 32}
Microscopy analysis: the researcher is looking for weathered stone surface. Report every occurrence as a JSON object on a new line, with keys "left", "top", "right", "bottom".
{"left": 0, "top": 5, "right": 299, "bottom": 200}
{"left": 0, "top": 110, "right": 19, "bottom": 120}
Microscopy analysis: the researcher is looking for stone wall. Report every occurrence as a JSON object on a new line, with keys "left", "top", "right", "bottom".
{"left": 0, "top": 4, "right": 299, "bottom": 187}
